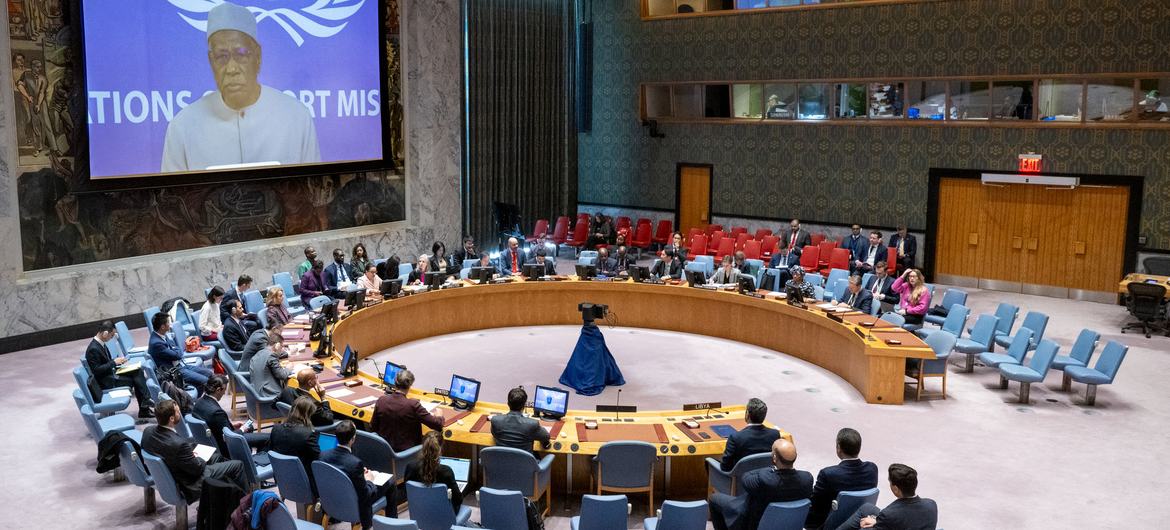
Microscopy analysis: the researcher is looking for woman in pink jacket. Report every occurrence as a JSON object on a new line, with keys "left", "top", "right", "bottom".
{"left": 892, "top": 268, "right": 930, "bottom": 325}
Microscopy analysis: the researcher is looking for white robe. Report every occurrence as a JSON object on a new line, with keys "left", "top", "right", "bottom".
{"left": 161, "top": 85, "right": 320, "bottom": 172}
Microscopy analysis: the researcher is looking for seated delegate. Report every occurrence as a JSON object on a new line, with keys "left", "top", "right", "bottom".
{"left": 709, "top": 439, "right": 814, "bottom": 530}
{"left": 833, "top": 463, "right": 937, "bottom": 530}
{"left": 719, "top": 398, "right": 780, "bottom": 472}
{"left": 490, "top": 386, "right": 550, "bottom": 454}
{"left": 148, "top": 312, "right": 212, "bottom": 391}
{"left": 86, "top": 321, "right": 154, "bottom": 418}
{"left": 403, "top": 431, "right": 464, "bottom": 511}
{"left": 806, "top": 428, "right": 878, "bottom": 529}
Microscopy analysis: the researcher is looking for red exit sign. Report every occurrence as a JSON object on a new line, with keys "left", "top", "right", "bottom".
{"left": 1018, "top": 153, "right": 1043, "bottom": 173}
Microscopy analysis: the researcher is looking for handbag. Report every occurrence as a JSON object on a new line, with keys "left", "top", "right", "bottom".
{"left": 185, "top": 336, "right": 203, "bottom": 353}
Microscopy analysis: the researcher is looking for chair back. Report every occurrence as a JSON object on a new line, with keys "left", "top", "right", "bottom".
{"left": 760, "top": 235, "right": 779, "bottom": 258}
{"left": 266, "top": 502, "right": 313, "bottom": 530}
{"left": 171, "top": 412, "right": 192, "bottom": 440}
{"left": 938, "top": 288, "right": 968, "bottom": 311}
{"left": 72, "top": 366, "right": 97, "bottom": 407}
{"left": 757, "top": 498, "right": 811, "bottom": 530}
{"left": 688, "top": 234, "right": 707, "bottom": 258}
{"left": 144, "top": 306, "right": 162, "bottom": 334}
{"left": 77, "top": 404, "right": 104, "bottom": 440}
{"left": 551, "top": 217, "right": 570, "bottom": 243}
{"left": 530, "top": 219, "right": 550, "bottom": 240}
{"left": 480, "top": 446, "right": 539, "bottom": 496}
{"left": 968, "top": 314, "right": 1000, "bottom": 349}
{"left": 940, "top": 304, "right": 971, "bottom": 338}
{"left": 684, "top": 261, "right": 708, "bottom": 279}
{"left": 707, "top": 231, "right": 725, "bottom": 252}
{"left": 308, "top": 296, "right": 332, "bottom": 310}
{"left": 993, "top": 302, "right": 1019, "bottom": 335}
{"left": 925, "top": 329, "right": 957, "bottom": 360}
{"left": 115, "top": 321, "right": 138, "bottom": 353}
{"left": 886, "top": 249, "right": 897, "bottom": 274}
{"left": 577, "top": 494, "right": 628, "bottom": 530}
{"left": 352, "top": 430, "right": 396, "bottom": 474}
{"left": 730, "top": 452, "right": 773, "bottom": 488}
{"left": 257, "top": 308, "right": 269, "bottom": 330}
{"left": 693, "top": 255, "right": 715, "bottom": 275}
{"left": 243, "top": 289, "right": 265, "bottom": 314}
{"left": 372, "top": 517, "right": 421, "bottom": 530}
{"left": 1068, "top": 328, "right": 1101, "bottom": 365}
{"left": 143, "top": 450, "right": 187, "bottom": 507}
{"left": 232, "top": 372, "right": 283, "bottom": 421}
{"left": 479, "top": 487, "right": 528, "bottom": 530}
{"left": 830, "top": 278, "right": 849, "bottom": 303}
{"left": 818, "top": 240, "right": 837, "bottom": 259}
{"left": 824, "top": 268, "right": 849, "bottom": 291}
{"left": 714, "top": 238, "right": 735, "bottom": 261}
{"left": 1093, "top": 341, "right": 1129, "bottom": 382}
{"left": 312, "top": 461, "right": 363, "bottom": 522}
{"left": 1028, "top": 339, "right": 1060, "bottom": 374}
{"left": 733, "top": 232, "right": 750, "bottom": 250}
{"left": 804, "top": 272, "right": 824, "bottom": 287}
{"left": 729, "top": 226, "right": 748, "bottom": 238}
{"left": 744, "top": 240, "right": 762, "bottom": 260}
{"left": 654, "top": 220, "right": 673, "bottom": 242}
{"left": 273, "top": 272, "right": 297, "bottom": 301}
{"left": 880, "top": 312, "right": 905, "bottom": 327}
{"left": 615, "top": 216, "right": 632, "bottom": 232}
{"left": 269, "top": 451, "right": 315, "bottom": 505}
{"left": 1127, "top": 282, "right": 1167, "bottom": 318}
{"left": 822, "top": 488, "right": 879, "bottom": 530}
{"left": 633, "top": 223, "right": 653, "bottom": 246}
{"left": 1004, "top": 328, "right": 1035, "bottom": 363}
{"left": 406, "top": 481, "right": 458, "bottom": 530}
{"left": 580, "top": 250, "right": 599, "bottom": 259}
{"left": 569, "top": 219, "right": 590, "bottom": 244}
{"left": 1143, "top": 256, "right": 1170, "bottom": 275}
{"left": 597, "top": 441, "right": 657, "bottom": 489}
{"left": 754, "top": 228, "right": 772, "bottom": 240}
{"left": 826, "top": 248, "right": 850, "bottom": 270}
{"left": 798, "top": 246, "right": 820, "bottom": 270}
{"left": 118, "top": 440, "right": 154, "bottom": 489}
{"left": 578, "top": 256, "right": 598, "bottom": 267}
{"left": 1019, "top": 311, "right": 1050, "bottom": 343}
{"left": 656, "top": 499, "right": 708, "bottom": 530}
{"left": 223, "top": 428, "right": 263, "bottom": 486}
{"left": 706, "top": 224, "right": 723, "bottom": 235}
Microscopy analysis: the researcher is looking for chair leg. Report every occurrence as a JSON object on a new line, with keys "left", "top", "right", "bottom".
{"left": 1061, "top": 373, "right": 1072, "bottom": 392}
{"left": 1084, "top": 384, "right": 1098, "bottom": 406}
{"left": 941, "top": 371, "right": 947, "bottom": 400}
{"left": 916, "top": 375, "right": 923, "bottom": 401}
{"left": 964, "top": 353, "right": 975, "bottom": 373}
{"left": 1018, "top": 382, "right": 1030, "bottom": 404}
{"left": 175, "top": 503, "right": 188, "bottom": 530}
{"left": 999, "top": 374, "right": 1009, "bottom": 389}
{"left": 144, "top": 486, "right": 157, "bottom": 514}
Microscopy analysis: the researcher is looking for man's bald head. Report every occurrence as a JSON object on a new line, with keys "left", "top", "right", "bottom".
{"left": 772, "top": 438, "right": 797, "bottom": 469}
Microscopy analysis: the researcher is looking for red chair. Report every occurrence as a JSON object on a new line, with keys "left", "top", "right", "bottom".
{"left": 706, "top": 231, "right": 725, "bottom": 255}
{"left": 563, "top": 219, "right": 590, "bottom": 256}
{"left": 820, "top": 248, "right": 850, "bottom": 275}
{"left": 688, "top": 234, "right": 708, "bottom": 259}
{"left": 888, "top": 247, "right": 898, "bottom": 275}
{"left": 753, "top": 228, "right": 772, "bottom": 241}
{"left": 706, "top": 224, "right": 724, "bottom": 236}
{"left": 652, "top": 219, "right": 673, "bottom": 247}
{"left": 729, "top": 226, "right": 748, "bottom": 239}
{"left": 686, "top": 228, "right": 703, "bottom": 246}
{"left": 714, "top": 238, "right": 735, "bottom": 262}
{"left": 817, "top": 240, "right": 838, "bottom": 265}
{"left": 636, "top": 218, "right": 652, "bottom": 228}
{"left": 525, "top": 219, "right": 549, "bottom": 244}
{"left": 615, "top": 216, "right": 632, "bottom": 233}
{"left": 744, "top": 240, "right": 762, "bottom": 260}
{"left": 549, "top": 216, "right": 569, "bottom": 244}
{"left": 810, "top": 233, "right": 826, "bottom": 246}
{"left": 799, "top": 245, "right": 820, "bottom": 273}
{"left": 759, "top": 235, "right": 779, "bottom": 260}
{"left": 629, "top": 223, "right": 653, "bottom": 259}
{"left": 734, "top": 232, "right": 750, "bottom": 251}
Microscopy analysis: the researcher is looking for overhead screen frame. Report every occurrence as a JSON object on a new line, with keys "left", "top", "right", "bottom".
{"left": 71, "top": 0, "right": 396, "bottom": 194}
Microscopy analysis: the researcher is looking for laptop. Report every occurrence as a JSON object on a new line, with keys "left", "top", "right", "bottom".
{"left": 318, "top": 432, "right": 339, "bottom": 452}
{"left": 440, "top": 456, "right": 471, "bottom": 491}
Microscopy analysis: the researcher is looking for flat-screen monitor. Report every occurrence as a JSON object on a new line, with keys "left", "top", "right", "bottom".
{"left": 686, "top": 269, "right": 707, "bottom": 287}
{"left": 380, "top": 279, "right": 402, "bottom": 297}
{"left": 382, "top": 361, "right": 404, "bottom": 387}
{"left": 425, "top": 271, "right": 447, "bottom": 290}
{"left": 786, "top": 284, "right": 806, "bottom": 305}
{"left": 627, "top": 265, "right": 648, "bottom": 282}
{"left": 522, "top": 263, "right": 545, "bottom": 280}
{"left": 317, "top": 432, "right": 339, "bottom": 452}
{"left": 78, "top": 0, "right": 393, "bottom": 188}
{"left": 318, "top": 300, "right": 338, "bottom": 321}
{"left": 339, "top": 345, "right": 355, "bottom": 376}
{"left": 344, "top": 288, "right": 367, "bottom": 310}
{"left": 738, "top": 274, "right": 756, "bottom": 293}
{"left": 470, "top": 266, "right": 495, "bottom": 284}
{"left": 533, "top": 385, "right": 569, "bottom": 419}
{"left": 575, "top": 264, "right": 597, "bottom": 279}
{"left": 448, "top": 374, "right": 480, "bottom": 410}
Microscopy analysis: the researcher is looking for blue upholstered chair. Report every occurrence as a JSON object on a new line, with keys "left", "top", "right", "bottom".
{"left": 169, "top": 317, "right": 216, "bottom": 363}
{"left": 1050, "top": 328, "right": 1100, "bottom": 391}
{"left": 78, "top": 404, "right": 138, "bottom": 442}
{"left": 822, "top": 488, "right": 880, "bottom": 530}
{"left": 371, "top": 517, "right": 420, "bottom": 530}
{"left": 117, "top": 440, "right": 157, "bottom": 513}
{"left": 828, "top": 278, "right": 849, "bottom": 303}
{"left": 577, "top": 256, "right": 598, "bottom": 267}
{"left": 644, "top": 499, "right": 708, "bottom": 530}
{"left": 805, "top": 272, "right": 824, "bottom": 288}
{"left": 994, "top": 311, "right": 1048, "bottom": 350}
{"left": 823, "top": 268, "right": 850, "bottom": 300}
{"left": 73, "top": 364, "right": 132, "bottom": 416}
{"left": 705, "top": 452, "right": 771, "bottom": 496}
{"left": 979, "top": 327, "right": 1033, "bottom": 370}
{"left": 480, "top": 446, "right": 555, "bottom": 514}
{"left": 273, "top": 272, "right": 307, "bottom": 314}
{"left": 757, "top": 499, "right": 811, "bottom": 530}
{"left": 143, "top": 306, "right": 162, "bottom": 334}
{"left": 404, "top": 481, "right": 472, "bottom": 530}
{"left": 954, "top": 314, "right": 999, "bottom": 373}
{"left": 593, "top": 441, "right": 658, "bottom": 515}
{"left": 308, "top": 295, "right": 332, "bottom": 311}
{"left": 267, "top": 501, "right": 324, "bottom": 530}
{"left": 879, "top": 312, "right": 905, "bottom": 327}
{"left": 232, "top": 372, "right": 285, "bottom": 430}
{"left": 570, "top": 494, "right": 629, "bottom": 530}
{"left": 223, "top": 427, "right": 274, "bottom": 489}
{"left": 312, "top": 461, "right": 388, "bottom": 527}
{"left": 172, "top": 302, "right": 199, "bottom": 335}
{"left": 353, "top": 430, "right": 420, "bottom": 487}
{"left": 684, "top": 261, "right": 708, "bottom": 280}
{"left": 397, "top": 263, "right": 413, "bottom": 284}
{"left": 693, "top": 255, "right": 715, "bottom": 276}
{"left": 972, "top": 302, "right": 1018, "bottom": 339}
{"left": 579, "top": 250, "right": 598, "bottom": 259}
{"left": 478, "top": 487, "right": 528, "bottom": 530}
{"left": 744, "top": 258, "right": 766, "bottom": 288}
{"left": 907, "top": 329, "right": 957, "bottom": 400}
{"left": 924, "top": 288, "right": 968, "bottom": 326}
{"left": 1000, "top": 339, "right": 1060, "bottom": 404}
{"left": 1064, "top": 340, "right": 1129, "bottom": 406}
{"left": 257, "top": 308, "right": 269, "bottom": 330}
{"left": 916, "top": 304, "right": 970, "bottom": 341}
{"left": 270, "top": 451, "right": 317, "bottom": 520}
{"left": 241, "top": 289, "right": 264, "bottom": 314}
{"left": 217, "top": 350, "right": 246, "bottom": 411}
{"left": 115, "top": 320, "right": 148, "bottom": 355}
{"left": 142, "top": 450, "right": 191, "bottom": 530}
{"left": 183, "top": 414, "right": 216, "bottom": 448}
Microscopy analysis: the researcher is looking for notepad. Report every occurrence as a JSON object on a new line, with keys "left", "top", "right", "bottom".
{"left": 281, "top": 329, "right": 302, "bottom": 339}
{"left": 817, "top": 303, "right": 836, "bottom": 310}
{"left": 421, "top": 401, "right": 439, "bottom": 413}
{"left": 328, "top": 388, "right": 355, "bottom": 398}
{"left": 193, "top": 444, "right": 217, "bottom": 461}
{"left": 369, "top": 471, "right": 393, "bottom": 487}
{"left": 108, "top": 389, "right": 132, "bottom": 399}
{"left": 353, "top": 395, "right": 378, "bottom": 406}
{"left": 115, "top": 362, "right": 141, "bottom": 375}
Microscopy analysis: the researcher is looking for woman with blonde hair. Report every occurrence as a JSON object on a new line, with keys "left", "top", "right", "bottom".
{"left": 892, "top": 268, "right": 931, "bottom": 325}
{"left": 264, "top": 285, "right": 290, "bottom": 326}
{"left": 403, "top": 431, "right": 463, "bottom": 510}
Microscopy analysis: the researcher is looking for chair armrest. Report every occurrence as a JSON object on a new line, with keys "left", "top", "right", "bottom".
{"left": 537, "top": 453, "right": 556, "bottom": 473}
{"left": 704, "top": 457, "right": 727, "bottom": 475}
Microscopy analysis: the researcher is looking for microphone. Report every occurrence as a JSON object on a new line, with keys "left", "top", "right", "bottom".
{"left": 368, "top": 360, "right": 384, "bottom": 386}
{"left": 615, "top": 388, "right": 622, "bottom": 420}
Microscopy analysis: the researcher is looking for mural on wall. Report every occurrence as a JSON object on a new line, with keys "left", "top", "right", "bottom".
{"left": 8, "top": 0, "right": 406, "bottom": 271}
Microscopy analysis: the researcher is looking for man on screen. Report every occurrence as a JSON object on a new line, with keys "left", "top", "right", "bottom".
{"left": 161, "top": 2, "right": 320, "bottom": 172}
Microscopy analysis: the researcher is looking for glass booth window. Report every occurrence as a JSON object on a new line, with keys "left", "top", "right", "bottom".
{"left": 991, "top": 80, "right": 1034, "bottom": 120}
{"left": 644, "top": 85, "right": 673, "bottom": 118}
{"left": 835, "top": 83, "right": 867, "bottom": 119}
{"left": 949, "top": 81, "right": 991, "bottom": 120}
{"left": 869, "top": 82, "right": 904, "bottom": 118}
{"left": 1138, "top": 78, "right": 1170, "bottom": 122}
{"left": 1037, "top": 80, "right": 1083, "bottom": 122}
{"left": 797, "top": 84, "right": 830, "bottom": 120}
{"left": 672, "top": 84, "right": 703, "bottom": 119}
{"left": 763, "top": 84, "right": 797, "bottom": 119}
{"left": 704, "top": 84, "right": 732, "bottom": 118}
{"left": 905, "top": 80, "right": 947, "bottom": 120}
{"left": 733, "top": 84, "right": 764, "bottom": 119}
{"left": 1085, "top": 79, "right": 1134, "bottom": 122}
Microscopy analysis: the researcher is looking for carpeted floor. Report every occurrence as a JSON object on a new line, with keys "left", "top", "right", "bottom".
{"left": 5, "top": 277, "right": 1169, "bottom": 529}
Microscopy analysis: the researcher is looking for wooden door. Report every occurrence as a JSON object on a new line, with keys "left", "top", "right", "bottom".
{"left": 1020, "top": 186, "right": 1074, "bottom": 296}
{"left": 935, "top": 178, "right": 984, "bottom": 280}
{"left": 1064, "top": 186, "right": 1129, "bottom": 293}
{"left": 677, "top": 164, "right": 712, "bottom": 235}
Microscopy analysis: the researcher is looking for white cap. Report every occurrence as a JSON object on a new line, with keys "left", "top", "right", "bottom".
{"left": 207, "top": 2, "right": 258, "bottom": 42}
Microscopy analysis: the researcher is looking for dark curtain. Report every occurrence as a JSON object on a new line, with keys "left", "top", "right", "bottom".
{"left": 463, "top": 0, "right": 578, "bottom": 250}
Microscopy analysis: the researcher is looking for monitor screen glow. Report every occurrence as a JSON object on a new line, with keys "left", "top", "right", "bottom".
{"left": 448, "top": 374, "right": 480, "bottom": 405}
{"left": 533, "top": 385, "right": 568, "bottom": 416}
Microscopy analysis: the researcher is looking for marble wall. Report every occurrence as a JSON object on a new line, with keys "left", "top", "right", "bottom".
{"left": 0, "top": 0, "right": 462, "bottom": 339}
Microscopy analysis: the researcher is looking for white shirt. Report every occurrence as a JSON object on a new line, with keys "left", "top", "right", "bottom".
{"left": 866, "top": 245, "right": 878, "bottom": 266}
{"left": 199, "top": 301, "right": 222, "bottom": 334}
{"left": 162, "top": 85, "right": 320, "bottom": 172}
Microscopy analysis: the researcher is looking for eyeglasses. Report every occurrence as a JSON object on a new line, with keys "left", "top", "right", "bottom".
{"left": 209, "top": 47, "right": 254, "bottom": 66}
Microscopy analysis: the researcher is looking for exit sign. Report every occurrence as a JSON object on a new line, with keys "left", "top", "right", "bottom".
{"left": 1018, "top": 153, "right": 1043, "bottom": 173}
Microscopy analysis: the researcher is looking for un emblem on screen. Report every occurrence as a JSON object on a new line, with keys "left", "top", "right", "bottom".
{"left": 168, "top": 0, "right": 366, "bottom": 46}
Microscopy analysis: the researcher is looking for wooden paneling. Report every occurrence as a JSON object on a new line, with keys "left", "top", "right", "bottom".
{"left": 1067, "top": 186, "right": 1129, "bottom": 292}
{"left": 678, "top": 165, "right": 711, "bottom": 234}
{"left": 935, "top": 178, "right": 982, "bottom": 279}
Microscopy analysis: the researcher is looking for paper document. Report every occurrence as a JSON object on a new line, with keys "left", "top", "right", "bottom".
{"left": 115, "top": 362, "right": 142, "bottom": 375}
{"left": 280, "top": 330, "right": 301, "bottom": 339}
{"left": 353, "top": 395, "right": 378, "bottom": 406}
{"left": 369, "top": 471, "right": 393, "bottom": 487}
{"left": 328, "top": 388, "right": 355, "bottom": 398}
{"left": 108, "top": 389, "right": 132, "bottom": 399}
{"left": 421, "top": 401, "right": 439, "bottom": 413}
{"left": 193, "top": 444, "right": 217, "bottom": 461}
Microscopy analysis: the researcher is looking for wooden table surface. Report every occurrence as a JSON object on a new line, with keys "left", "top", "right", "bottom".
{"left": 1119, "top": 273, "right": 1170, "bottom": 299}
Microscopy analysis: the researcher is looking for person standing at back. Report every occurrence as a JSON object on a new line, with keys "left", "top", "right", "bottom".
{"left": 490, "top": 387, "right": 551, "bottom": 454}
{"left": 719, "top": 398, "right": 780, "bottom": 472}
{"left": 833, "top": 463, "right": 937, "bottom": 530}
{"left": 805, "top": 428, "right": 879, "bottom": 529}
{"left": 785, "top": 219, "right": 812, "bottom": 254}
{"left": 370, "top": 369, "right": 445, "bottom": 452}
{"left": 709, "top": 439, "right": 814, "bottom": 530}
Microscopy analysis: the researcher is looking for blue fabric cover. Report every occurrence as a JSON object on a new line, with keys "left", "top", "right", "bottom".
{"left": 559, "top": 324, "right": 625, "bottom": 396}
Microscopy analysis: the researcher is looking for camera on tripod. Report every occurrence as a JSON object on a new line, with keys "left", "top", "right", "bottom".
{"left": 578, "top": 302, "right": 608, "bottom": 323}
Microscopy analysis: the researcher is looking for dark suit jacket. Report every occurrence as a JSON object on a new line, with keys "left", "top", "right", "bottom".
{"left": 612, "top": 254, "right": 633, "bottom": 273}
{"left": 652, "top": 258, "right": 682, "bottom": 279}
{"left": 193, "top": 394, "right": 235, "bottom": 455}
{"left": 282, "top": 387, "right": 335, "bottom": 427}
{"left": 497, "top": 248, "right": 528, "bottom": 276}
{"left": 222, "top": 317, "right": 251, "bottom": 354}
{"left": 324, "top": 262, "right": 353, "bottom": 298}
{"left": 490, "top": 411, "right": 550, "bottom": 453}
{"left": 864, "top": 275, "right": 899, "bottom": 305}
{"left": 854, "top": 242, "right": 889, "bottom": 270}
{"left": 596, "top": 257, "right": 618, "bottom": 276}
{"left": 841, "top": 289, "right": 874, "bottom": 314}
{"left": 320, "top": 446, "right": 377, "bottom": 528}
{"left": 873, "top": 496, "right": 938, "bottom": 530}
{"left": 220, "top": 287, "right": 242, "bottom": 322}
{"left": 784, "top": 230, "right": 812, "bottom": 253}
{"left": 370, "top": 391, "right": 444, "bottom": 452}
{"left": 269, "top": 422, "right": 320, "bottom": 495}
{"left": 726, "top": 467, "right": 815, "bottom": 530}
{"left": 85, "top": 339, "right": 120, "bottom": 388}
{"left": 805, "top": 459, "right": 879, "bottom": 528}
{"left": 534, "top": 259, "right": 557, "bottom": 276}
{"left": 148, "top": 332, "right": 185, "bottom": 369}
{"left": 769, "top": 251, "right": 798, "bottom": 270}
{"left": 889, "top": 233, "right": 918, "bottom": 260}
{"left": 142, "top": 425, "right": 208, "bottom": 503}
{"left": 298, "top": 270, "right": 327, "bottom": 308}
{"left": 719, "top": 424, "right": 781, "bottom": 472}
{"left": 843, "top": 235, "right": 867, "bottom": 260}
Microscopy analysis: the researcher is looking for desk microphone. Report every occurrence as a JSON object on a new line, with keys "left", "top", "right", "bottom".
{"left": 368, "top": 360, "right": 384, "bottom": 386}
{"left": 615, "top": 388, "right": 622, "bottom": 421}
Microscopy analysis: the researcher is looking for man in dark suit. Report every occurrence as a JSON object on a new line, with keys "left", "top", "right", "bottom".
{"left": 710, "top": 438, "right": 815, "bottom": 530}
{"left": 596, "top": 247, "right": 617, "bottom": 276}
{"left": 282, "top": 368, "right": 336, "bottom": 427}
{"left": 85, "top": 321, "right": 154, "bottom": 417}
{"left": 324, "top": 248, "right": 354, "bottom": 298}
{"left": 221, "top": 300, "right": 256, "bottom": 354}
{"left": 370, "top": 369, "right": 444, "bottom": 452}
{"left": 766, "top": 239, "right": 800, "bottom": 290}
{"left": 141, "top": 399, "right": 247, "bottom": 504}
{"left": 219, "top": 274, "right": 254, "bottom": 322}
{"left": 843, "top": 225, "right": 866, "bottom": 261}
{"left": 834, "top": 463, "right": 937, "bottom": 530}
{"left": 805, "top": 427, "right": 879, "bottom": 529}
{"left": 612, "top": 245, "right": 634, "bottom": 274}
{"left": 240, "top": 322, "right": 281, "bottom": 369}
{"left": 490, "top": 387, "right": 551, "bottom": 454}
{"left": 720, "top": 398, "right": 781, "bottom": 472}
{"left": 450, "top": 236, "right": 478, "bottom": 271}
{"left": 148, "top": 312, "right": 212, "bottom": 390}
{"left": 498, "top": 237, "right": 528, "bottom": 277}
{"left": 652, "top": 247, "right": 683, "bottom": 279}
{"left": 192, "top": 375, "right": 269, "bottom": 454}
{"left": 784, "top": 219, "right": 812, "bottom": 254}
{"left": 889, "top": 225, "right": 917, "bottom": 274}
{"left": 532, "top": 246, "right": 557, "bottom": 276}
{"left": 864, "top": 264, "right": 899, "bottom": 309}
{"left": 852, "top": 231, "right": 889, "bottom": 274}
{"left": 319, "top": 420, "right": 395, "bottom": 530}
{"left": 838, "top": 275, "right": 874, "bottom": 314}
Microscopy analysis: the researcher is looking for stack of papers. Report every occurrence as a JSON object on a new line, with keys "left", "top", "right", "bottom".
{"left": 369, "top": 471, "right": 393, "bottom": 486}
{"left": 115, "top": 362, "right": 142, "bottom": 375}
{"left": 107, "top": 389, "right": 132, "bottom": 399}
{"left": 353, "top": 395, "right": 378, "bottom": 406}
{"left": 193, "top": 444, "right": 217, "bottom": 461}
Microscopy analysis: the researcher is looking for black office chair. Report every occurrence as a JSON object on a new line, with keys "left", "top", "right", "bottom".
{"left": 1122, "top": 282, "right": 1167, "bottom": 338}
{"left": 1143, "top": 256, "right": 1170, "bottom": 276}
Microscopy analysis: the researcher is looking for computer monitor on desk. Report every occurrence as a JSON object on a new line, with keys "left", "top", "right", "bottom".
{"left": 686, "top": 269, "right": 707, "bottom": 287}
{"left": 575, "top": 264, "right": 597, "bottom": 279}
{"left": 448, "top": 374, "right": 480, "bottom": 410}
{"left": 344, "top": 288, "right": 367, "bottom": 311}
{"left": 339, "top": 345, "right": 356, "bottom": 376}
{"left": 470, "top": 266, "right": 494, "bottom": 284}
{"left": 380, "top": 279, "right": 402, "bottom": 297}
{"left": 383, "top": 361, "right": 405, "bottom": 387}
{"left": 522, "top": 263, "right": 545, "bottom": 280}
{"left": 425, "top": 271, "right": 447, "bottom": 290}
{"left": 627, "top": 265, "right": 648, "bottom": 283}
{"left": 533, "top": 385, "right": 568, "bottom": 419}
